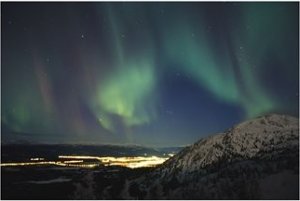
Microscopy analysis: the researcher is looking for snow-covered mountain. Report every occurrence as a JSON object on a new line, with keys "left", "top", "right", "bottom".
{"left": 123, "top": 114, "right": 299, "bottom": 199}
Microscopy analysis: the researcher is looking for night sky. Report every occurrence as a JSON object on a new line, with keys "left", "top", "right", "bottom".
{"left": 1, "top": 2, "right": 299, "bottom": 146}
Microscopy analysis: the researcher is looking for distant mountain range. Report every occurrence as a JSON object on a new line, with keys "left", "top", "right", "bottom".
{"left": 121, "top": 114, "right": 299, "bottom": 199}
{"left": 2, "top": 114, "right": 299, "bottom": 199}
{"left": 1, "top": 143, "right": 181, "bottom": 162}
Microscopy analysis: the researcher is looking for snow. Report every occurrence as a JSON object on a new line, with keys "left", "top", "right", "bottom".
{"left": 159, "top": 114, "right": 299, "bottom": 175}
{"left": 124, "top": 114, "right": 299, "bottom": 199}
{"left": 27, "top": 177, "right": 71, "bottom": 184}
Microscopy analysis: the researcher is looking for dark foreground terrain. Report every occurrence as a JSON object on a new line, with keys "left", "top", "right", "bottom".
{"left": 125, "top": 114, "right": 299, "bottom": 199}
{"left": 1, "top": 114, "right": 299, "bottom": 199}
{"left": 1, "top": 165, "right": 152, "bottom": 200}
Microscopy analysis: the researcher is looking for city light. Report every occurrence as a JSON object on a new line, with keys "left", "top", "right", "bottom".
{"left": 0, "top": 155, "right": 170, "bottom": 169}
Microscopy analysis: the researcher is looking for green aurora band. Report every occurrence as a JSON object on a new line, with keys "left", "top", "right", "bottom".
{"left": 2, "top": 3, "right": 298, "bottom": 142}
{"left": 94, "top": 3, "right": 295, "bottom": 133}
{"left": 92, "top": 4, "right": 158, "bottom": 134}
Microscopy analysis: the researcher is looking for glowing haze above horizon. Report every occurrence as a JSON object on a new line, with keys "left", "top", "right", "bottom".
{"left": 2, "top": 2, "right": 299, "bottom": 146}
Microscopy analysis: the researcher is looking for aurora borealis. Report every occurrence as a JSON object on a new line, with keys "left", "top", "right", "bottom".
{"left": 2, "top": 2, "right": 299, "bottom": 146}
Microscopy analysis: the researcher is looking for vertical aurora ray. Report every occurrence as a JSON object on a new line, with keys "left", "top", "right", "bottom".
{"left": 2, "top": 3, "right": 298, "bottom": 145}
{"left": 92, "top": 4, "right": 157, "bottom": 137}
{"left": 158, "top": 3, "right": 290, "bottom": 118}
{"left": 230, "top": 3, "right": 298, "bottom": 117}
{"left": 1, "top": 48, "right": 60, "bottom": 135}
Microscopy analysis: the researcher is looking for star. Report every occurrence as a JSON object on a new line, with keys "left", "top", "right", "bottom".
{"left": 1, "top": 2, "right": 298, "bottom": 147}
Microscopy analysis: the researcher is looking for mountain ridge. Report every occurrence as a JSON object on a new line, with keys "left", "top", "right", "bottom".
{"left": 121, "top": 114, "right": 299, "bottom": 199}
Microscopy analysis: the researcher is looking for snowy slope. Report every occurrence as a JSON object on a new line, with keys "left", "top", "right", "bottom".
{"left": 123, "top": 114, "right": 299, "bottom": 199}
{"left": 160, "top": 114, "right": 298, "bottom": 174}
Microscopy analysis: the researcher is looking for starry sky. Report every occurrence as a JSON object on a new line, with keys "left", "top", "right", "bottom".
{"left": 1, "top": 2, "right": 299, "bottom": 146}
